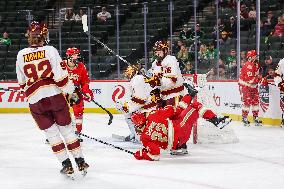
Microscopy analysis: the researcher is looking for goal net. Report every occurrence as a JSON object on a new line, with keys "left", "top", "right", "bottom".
{"left": 184, "top": 74, "right": 239, "bottom": 144}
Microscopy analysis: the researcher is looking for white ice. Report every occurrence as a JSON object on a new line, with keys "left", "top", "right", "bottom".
{"left": 1, "top": 113, "right": 284, "bottom": 189}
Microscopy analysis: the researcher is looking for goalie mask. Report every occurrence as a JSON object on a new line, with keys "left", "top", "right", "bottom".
{"left": 153, "top": 41, "right": 169, "bottom": 61}
{"left": 66, "top": 47, "right": 81, "bottom": 65}
{"left": 124, "top": 65, "right": 139, "bottom": 79}
{"left": 26, "top": 21, "right": 48, "bottom": 46}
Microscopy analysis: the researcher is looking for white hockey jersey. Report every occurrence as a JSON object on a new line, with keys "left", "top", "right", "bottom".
{"left": 274, "top": 58, "right": 284, "bottom": 86}
{"left": 151, "top": 55, "right": 185, "bottom": 100}
{"left": 123, "top": 74, "right": 156, "bottom": 113}
{"left": 16, "top": 45, "right": 75, "bottom": 104}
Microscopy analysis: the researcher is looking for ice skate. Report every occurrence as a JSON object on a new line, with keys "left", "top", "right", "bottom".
{"left": 281, "top": 119, "right": 284, "bottom": 128}
{"left": 208, "top": 116, "right": 232, "bottom": 129}
{"left": 242, "top": 117, "right": 250, "bottom": 127}
{"left": 253, "top": 117, "right": 262, "bottom": 127}
{"left": 170, "top": 144, "right": 188, "bottom": 155}
{"left": 75, "top": 157, "right": 89, "bottom": 176}
{"left": 60, "top": 158, "right": 75, "bottom": 179}
{"left": 45, "top": 139, "right": 50, "bottom": 144}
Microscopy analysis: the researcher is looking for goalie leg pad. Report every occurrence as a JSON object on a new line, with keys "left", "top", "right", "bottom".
{"left": 44, "top": 124, "right": 69, "bottom": 162}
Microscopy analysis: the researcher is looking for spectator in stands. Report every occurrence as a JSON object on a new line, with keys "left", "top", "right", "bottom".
{"left": 240, "top": 4, "right": 249, "bottom": 19}
{"left": 190, "top": 23, "right": 204, "bottom": 41}
{"left": 172, "top": 40, "right": 183, "bottom": 55}
{"left": 219, "top": 65, "right": 227, "bottom": 80}
{"left": 97, "top": 7, "right": 111, "bottom": 22}
{"left": 264, "top": 10, "right": 278, "bottom": 30}
{"left": 219, "top": 31, "right": 232, "bottom": 45}
{"left": 205, "top": 42, "right": 217, "bottom": 61}
{"left": 266, "top": 65, "right": 275, "bottom": 79}
{"left": 207, "top": 68, "right": 217, "bottom": 80}
{"left": 65, "top": 9, "right": 75, "bottom": 21}
{"left": 213, "top": 18, "right": 226, "bottom": 37}
{"left": 227, "top": 49, "right": 237, "bottom": 65}
{"left": 248, "top": 4, "right": 256, "bottom": 20}
{"left": 262, "top": 55, "right": 275, "bottom": 77}
{"left": 198, "top": 44, "right": 207, "bottom": 61}
{"left": 271, "top": 16, "right": 284, "bottom": 37}
{"left": 75, "top": 9, "right": 86, "bottom": 22}
{"left": 241, "top": 51, "right": 247, "bottom": 62}
{"left": 0, "top": 32, "right": 11, "bottom": 46}
{"left": 260, "top": 20, "right": 270, "bottom": 36}
{"left": 226, "top": 16, "right": 237, "bottom": 38}
{"left": 177, "top": 45, "right": 189, "bottom": 64}
{"left": 182, "top": 61, "right": 192, "bottom": 74}
{"left": 228, "top": 60, "right": 237, "bottom": 79}
{"left": 179, "top": 25, "right": 191, "bottom": 40}
{"left": 229, "top": 0, "right": 237, "bottom": 9}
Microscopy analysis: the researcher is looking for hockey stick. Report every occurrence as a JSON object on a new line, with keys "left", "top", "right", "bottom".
{"left": 78, "top": 132, "right": 134, "bottom": 155}
{"left": 0, "top": 87, "right": 23, "bottom": 93}
{"left": 80, "top": 91, "right": 113, "bottom": 125}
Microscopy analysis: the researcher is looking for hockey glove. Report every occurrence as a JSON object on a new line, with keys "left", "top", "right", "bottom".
{"left": 145, "top": 75, "right": 161, "bottom": 88}
{"left": 278, "top": 81, "right": 284, "bottom": 92}
{"left": 150, "top": 88, "right": 162, "bottom": 104}
{"left": 66, "top": 92, "right": 81, "bottom": 106}
{"left": 82, "top": 85, "right": 93, "bottom": 102}
{"left": 134, "top": 148, "right": 156, "bottom": 161}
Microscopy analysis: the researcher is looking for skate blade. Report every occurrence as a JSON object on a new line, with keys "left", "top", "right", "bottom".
{"left": 80, "top": 170, "right": 88, "bottom": 177}
{"left": 61, "top": 172, "right": 75, "bottom": 180}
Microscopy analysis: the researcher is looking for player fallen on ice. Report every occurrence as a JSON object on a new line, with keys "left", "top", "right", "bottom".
{"left": 63, "top": 47, "right": 94, "bottom": 142}
{"left": 115, "top": 64, "right": 157, "bottom": 142}
{"left": 238, "top": 50, "right": 263, "bottom": 127}
{"left": 130, "top": 91, "right": 232, "bottom": 161}
{"left": 16, "top": 21, "right": 89, "bottom": 178}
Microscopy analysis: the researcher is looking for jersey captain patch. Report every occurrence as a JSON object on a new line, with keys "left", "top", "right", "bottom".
{"left": 23, "top": 50, "right": 46, "bottom": 63}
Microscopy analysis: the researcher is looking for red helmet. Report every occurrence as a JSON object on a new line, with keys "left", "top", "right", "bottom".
{"left": 131, "top": 112, "right": 146, "bottom": 127}
{"left": 246, "top": 50, "right": 257, "bottom": 58}
{"left": 153, "top": 41, "right": 169, "bottom": 52}
{"left": 66, "top": 47, "right": 80, "bottom": 57}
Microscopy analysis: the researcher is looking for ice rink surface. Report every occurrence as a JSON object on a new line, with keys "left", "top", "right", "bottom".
{"left": 1, "top": 113, "right": 284, "bottom": 189}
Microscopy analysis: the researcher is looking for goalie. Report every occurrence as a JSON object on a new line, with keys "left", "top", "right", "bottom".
{"left": 131, "top": 93, "right": 232, "bottom": 161}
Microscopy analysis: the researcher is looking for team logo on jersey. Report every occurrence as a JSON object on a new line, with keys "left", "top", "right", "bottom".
{"left": 112, "top": 85, "right": 125, "bottom": 103}
{"left": 23, "top": 50, "right": 46, "bottom": 62}
{"left": 259, "top": 84, "right": 270, "bottom": 112}
{"left": 68, "top": 73, "right": 79, "bottom": 81}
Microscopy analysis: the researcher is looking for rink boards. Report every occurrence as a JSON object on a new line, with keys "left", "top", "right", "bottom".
{"left": 0, "top": 78, "right": 281, "bottom": 126}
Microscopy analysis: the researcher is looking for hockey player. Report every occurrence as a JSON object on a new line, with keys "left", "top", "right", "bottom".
{"left": 238, "top": 50, "right": 262, "bottom": 126}
{"left": 16, "top": 21, "right": 89, "bottom": 177}
{"left": 116, "top": 65, "right": 157, "bottom": 142}
{"left": 274, "top": 58, "right": 284, "bottom": 127}
{"left": 147, "top": 41, "right": 185, "bottom": 107}
{"left": 63, "top": 47, "right": 93, "bottom": 140}
{"left": 131, "top": 94, "right": 231, "bottom": 161}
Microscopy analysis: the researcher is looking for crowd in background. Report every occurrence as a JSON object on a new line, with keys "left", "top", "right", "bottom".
{"left": 167, "top": 0, "right": 284, "bottom": 80}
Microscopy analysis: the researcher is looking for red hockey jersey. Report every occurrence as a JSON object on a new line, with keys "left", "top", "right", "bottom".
{"left": 64, "top": 61, "right": 91, "bottom": 95}
{"left": 239, "top": 61, "right": 261, "bottom": 88}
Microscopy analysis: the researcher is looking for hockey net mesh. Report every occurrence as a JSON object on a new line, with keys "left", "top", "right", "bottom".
{"left": 184, "top": 74, "right": 239, "bottom": 144}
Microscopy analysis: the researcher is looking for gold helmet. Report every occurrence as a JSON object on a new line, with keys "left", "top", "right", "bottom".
{"left": 124, "top": 65, "right": 139, "bottom": 79}
{"left": 153, "top": 41, "right": 169, "bottom": 52}
{"left": 26, "top": 21, "right": 48, "bottom": 45}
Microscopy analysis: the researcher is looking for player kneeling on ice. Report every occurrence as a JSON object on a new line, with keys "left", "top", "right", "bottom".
{"left": 63, "top": 47, "right": 93, "bottom": 142}
{"left": 16, "top": 21, "right": 89, "bottom": 178}
{"left": 115, "top": 65, "right": 156, "bottom": 143}
{"left": 131, "top": 94, "right": 232, "bottom": 161}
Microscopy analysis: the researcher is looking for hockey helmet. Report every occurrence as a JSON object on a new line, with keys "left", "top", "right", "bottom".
{"left": 131, "top": 112, "right": 146, "bottom": 128}
{"left": 26, "top": 21, "right": 48, "bottom": 45}
{"left": 246, "top": 50, "right": 257, "bottom": 58}
{"left": 124, "top": 65, "right": 139, "bottom": 79}
{"left": 153, "top": 41, "right": 169, "bottom": 52}
{"left": 66, "top": 47, "right": 80, "bottom": 57}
